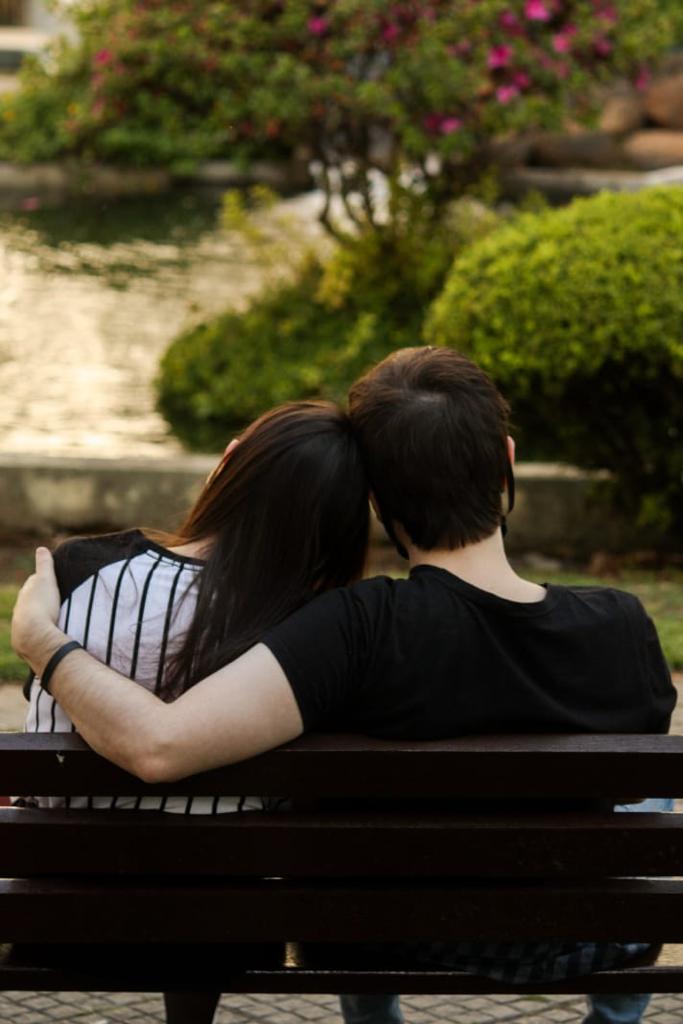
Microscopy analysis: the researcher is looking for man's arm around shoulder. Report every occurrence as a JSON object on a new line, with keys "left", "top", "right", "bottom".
{"left": 12, "top": 549, "right": 304, "bottom": 782}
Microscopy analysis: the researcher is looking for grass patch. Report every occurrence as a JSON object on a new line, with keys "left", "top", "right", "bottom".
{"left": 0, "top": 584, "right": 25, "bottom": 682}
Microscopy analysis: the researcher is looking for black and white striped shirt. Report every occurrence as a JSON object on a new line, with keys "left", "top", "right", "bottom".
{"left": 24, "top": 529, "right": 261, "bottom": 814}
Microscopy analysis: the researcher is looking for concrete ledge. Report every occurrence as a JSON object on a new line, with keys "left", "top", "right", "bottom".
{"left": 0, "top": 452, "right": 215, "bottom": 537}
{"left": 0, "top": 453, "right": 643, "bottom": 556}
{"left": 3, "top": 158, "right": 681, "bottom": 205}
{"left": 502, "top": 164, "right": 683, "bottom": 203}
{"left": 0, "top": 159, "right": 311, "bottom": 200}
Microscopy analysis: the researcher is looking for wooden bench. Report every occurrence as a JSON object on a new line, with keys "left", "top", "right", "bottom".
{"left": 1, "top": 732, "right": 683, "bottom": 996}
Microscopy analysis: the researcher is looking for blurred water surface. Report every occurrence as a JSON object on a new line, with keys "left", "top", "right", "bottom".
{"left": 0, "top": 191, "right": 269, "bottom": 456}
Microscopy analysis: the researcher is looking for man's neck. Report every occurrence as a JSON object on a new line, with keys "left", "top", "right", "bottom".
{"left": 406, "top": 529, "right": 546, "bottom": 604}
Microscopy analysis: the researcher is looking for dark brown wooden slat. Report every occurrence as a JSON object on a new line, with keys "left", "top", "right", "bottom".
{"left": 3, "top": 879, "right": 683, "bottom": 943}
{"left": 2, "top": 733, "right": 683, "bottom": 799}
{"left": 3, "top": 961, "right": 683, "bottom": 995}
{"left": 2, "top": 809, "right": 683, "bottom": 878}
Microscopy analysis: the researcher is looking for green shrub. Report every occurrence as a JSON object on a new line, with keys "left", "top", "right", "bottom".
{"left": 157, "top": 261, "right": 351, "bottom": 449}
{"left": 426, "top": 186, "right": 683, "bottom": 539}
{"left": 156, "top": 255, "right": 426, "bottom": 451}
{"left": 156, "top": 186, "right": 480, "bottom": 448}
{"left": 2, "top": 0, "right": 681, "bottom": 176}
{"left": 0, "top": 45, "right": 91, "bottom": 162}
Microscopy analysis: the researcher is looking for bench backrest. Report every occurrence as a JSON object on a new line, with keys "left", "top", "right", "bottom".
{"left": 1, "top": 732, "right": 682, "bottom": 946}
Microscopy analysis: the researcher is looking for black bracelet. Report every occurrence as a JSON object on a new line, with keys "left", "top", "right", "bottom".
{"left": 40, "top": 640, "right": 83, "bottom": 695}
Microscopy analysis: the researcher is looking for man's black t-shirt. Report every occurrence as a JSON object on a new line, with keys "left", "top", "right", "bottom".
{"left": 263, "top": 566, "right": 675, "bottom": 737}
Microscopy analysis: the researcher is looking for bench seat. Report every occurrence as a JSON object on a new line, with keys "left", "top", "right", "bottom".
{"left": 0, "top": 732, "right": 682, "bottom": 997}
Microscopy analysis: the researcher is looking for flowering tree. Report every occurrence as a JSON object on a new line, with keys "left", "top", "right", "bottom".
{"left": 2, "top": 1, "right": 681, "bottom": 228}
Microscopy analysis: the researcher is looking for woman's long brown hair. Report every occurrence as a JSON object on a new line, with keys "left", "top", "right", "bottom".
{"left": 156, "top": 401, "right": 369, "bottom": 699}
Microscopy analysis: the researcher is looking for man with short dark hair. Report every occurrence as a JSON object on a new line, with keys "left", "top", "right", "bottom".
{"left": 12, "top": 347, "right": 676, "bottom": 1024}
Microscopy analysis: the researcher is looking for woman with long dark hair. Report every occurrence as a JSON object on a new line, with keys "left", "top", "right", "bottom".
{"left": 20, "top": 399, "right": 370, "bottom": 1021}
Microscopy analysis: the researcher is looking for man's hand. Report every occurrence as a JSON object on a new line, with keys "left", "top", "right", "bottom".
{"left": 11, "top": 547, "right": 65, "bottom": 675}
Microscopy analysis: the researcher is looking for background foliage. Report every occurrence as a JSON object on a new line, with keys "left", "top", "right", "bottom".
{"left": 1, "top": 0, "right": 682, "bottom": 177}
{"left": 426, "top": 186, "right": 683, "bottom": 539}
{"left": 157, "top": 184, "right": 488, "bottom": 445}
{"left": 4, "top": 1, "right": 683, "bottom": 546}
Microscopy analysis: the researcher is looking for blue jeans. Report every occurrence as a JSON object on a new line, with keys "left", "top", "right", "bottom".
{"left": 340, "top": 798, "right": 674, "bottom": 1024}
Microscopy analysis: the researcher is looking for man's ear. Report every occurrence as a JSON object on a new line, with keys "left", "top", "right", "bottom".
{"left": 507, "top": 435, "right": 516, "bottom": 466}
{"left": 369, "top": 493, "right": 410, "bottom": 560}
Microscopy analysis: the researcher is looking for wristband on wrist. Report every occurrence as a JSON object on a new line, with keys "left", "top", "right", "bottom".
{"left": 40, "top": 640, "right": 83, "bottom": 695}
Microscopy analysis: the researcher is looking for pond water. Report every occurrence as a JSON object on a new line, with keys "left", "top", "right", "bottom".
{"left": 0, "top": 191, "right": 281, "bottom": 457}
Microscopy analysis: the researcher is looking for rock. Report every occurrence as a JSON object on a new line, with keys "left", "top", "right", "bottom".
{"left": 520, "top": 552, "right": 563, "bottom": 573}
{"left": 587, "top": 551, "right": 623, "bottom": 577}
{"left": 644, "top": 72, "right": 683, "bottom": 130}
{"left": 529, "top": 132, "right": 627, "bottom": 169}
{"left": 599, "top": 90, "right": 645, "bottom": 134}
{"left": 623, "top": 130, "right": 683, "bottom": 170}
{"left": 487, "top": 133, "right": 536, "bottom": 168}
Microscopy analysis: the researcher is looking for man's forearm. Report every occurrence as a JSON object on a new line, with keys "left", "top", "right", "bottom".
{"left": 12, "top": 549, "right": 304, "bottom": 781}
{"left": 45, "top": 642, "right": 303, "bottom": 784}
{"left": 45, "top": 636, "right": 175, "bottom": 781}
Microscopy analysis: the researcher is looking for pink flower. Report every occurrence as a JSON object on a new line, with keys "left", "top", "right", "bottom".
{"left": 496, "top": 84, "right": 520, "bottom": 104}
{"left": 307, "top": 16, "right": 328, "bottom": 36}
{"left": 423, "top": 113, "right": 443, "bottom": 134}
{"left": 382, "top": 22, "right": 400, "bottom": 42}
{"left": 440, "top": 116, "right": 462, "bottom": 134}
{"left": 499, "top": 10, "right": 522, "bottom": 34}
{"left": 593, "top": 35, "right": 613, "bottom": 57}
{"left": 635, "top": 66, "right": 651, "bottom": 92}
{"left": 513, "top": 70, "right": 531, "bottom": 89}
{"left": 552, "top": 25, "right": 576, "bottom": 53}
{"left": 94, "top": 48, "right": 113, "bottom": 67}
{"left": 20, "top": 196, "right": 41, "bottom": 211}
{"left": 525, "top": 0, "right": 550, "bottom": 21}
{"left": 596, "top": 3, "right": 618, "bottom": 23}
{"left": 488, "top": 44, "right": 512, "bottom": 69}
{"left": 448, "top": 40, "right": 472, "bottom": 57}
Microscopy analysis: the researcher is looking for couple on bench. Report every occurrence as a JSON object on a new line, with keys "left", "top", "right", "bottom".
{"left": 13, "top": 346, "right": 675, "bottom": 1024}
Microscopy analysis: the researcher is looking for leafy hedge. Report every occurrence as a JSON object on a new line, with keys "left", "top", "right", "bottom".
{"left": 426, "top": 186, "right": 683, "bottom": 539}
{"left": 156, "top": 187, "right": 477, "bottom": 447}
{"left": 1, "top": 0, "right": 682, "bottom": 173}
{"left": 158, "top": 261, "right": 352, "bottom": 448}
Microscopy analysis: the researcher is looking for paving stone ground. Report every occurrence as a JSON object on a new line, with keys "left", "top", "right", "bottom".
{"left": 1, "top": 990, "right": 683, "bottom": 1024}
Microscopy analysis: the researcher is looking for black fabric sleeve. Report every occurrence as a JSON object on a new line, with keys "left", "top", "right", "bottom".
{"left": 52, "top": 530, "right": 146, "bottom": 602}
{"left": 262, "top": 586, "right": 373, "bottom": 731}
{"left": 642, "top": 611, "right": 677, "bottom": 734}
{"left": 22, "top": 531, "right": 146, "bottom": 701}
{"left": 625, "top": 595, "right": 676, "bottom": 734}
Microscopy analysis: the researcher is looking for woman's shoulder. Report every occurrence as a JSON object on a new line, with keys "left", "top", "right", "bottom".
{"left": 53, "top": 529, "right": 149, "bottom": 601}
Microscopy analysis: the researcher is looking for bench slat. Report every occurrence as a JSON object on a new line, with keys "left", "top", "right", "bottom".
{"left": 3, "top": 960, "right": 683, "bottom": 995}
{"left": 3, "top": 879, "right": 683, "bottom": 943}
{"left": 2, "top": 733, "right": 683, "bottom": 798}
{"left": 1, "top": 808, "right": 682, "bottom": 878}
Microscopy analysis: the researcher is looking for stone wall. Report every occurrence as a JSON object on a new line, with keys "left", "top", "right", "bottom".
{"left": 498, "top": 57, "right": 683, "bottom": 185}
{"left": 0, "top": 453, "right": 641, "bottom": 558}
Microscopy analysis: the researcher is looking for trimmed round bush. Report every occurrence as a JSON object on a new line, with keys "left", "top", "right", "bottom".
{"left": 426, "top": 186, "right": 683, "bottom": 538}
{"left": 157, "top": 262, "right": 351, "bottom": 449}
{"left": 156, "top": 256, "right": 425, "bottom": 450}
{"left": 156, "top": 203, "right": 459, "bottom": 450}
